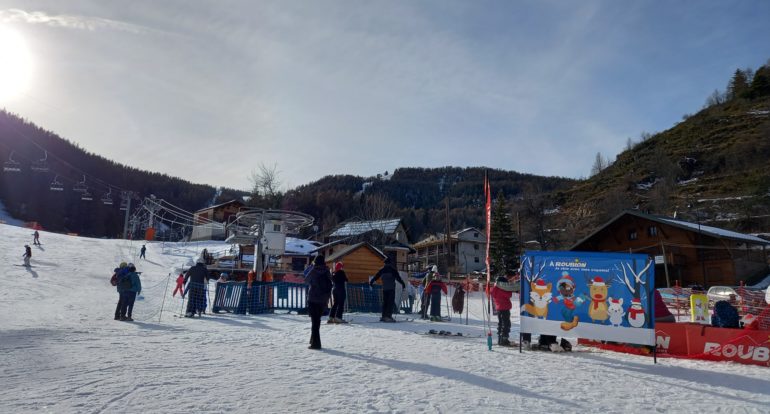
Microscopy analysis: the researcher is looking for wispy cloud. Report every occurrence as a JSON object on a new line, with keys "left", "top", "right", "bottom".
{"left": 0, "top": 8, "right": 156, "bottom": 34}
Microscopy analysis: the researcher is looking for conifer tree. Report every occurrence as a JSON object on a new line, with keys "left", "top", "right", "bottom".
{"left": 489, "top": 191, "right": 520, "bottom": 277}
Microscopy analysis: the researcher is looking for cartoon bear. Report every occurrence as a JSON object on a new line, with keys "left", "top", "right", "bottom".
{"left": 607, "top": 297, "right": 625, "bottom": 327}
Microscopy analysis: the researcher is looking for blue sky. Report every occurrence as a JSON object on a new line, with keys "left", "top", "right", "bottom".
{"left": 1, "top": 0, "right": 769, "bottom": 191}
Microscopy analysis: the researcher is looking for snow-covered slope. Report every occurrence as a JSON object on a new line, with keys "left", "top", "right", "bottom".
{"left": 1, "top": 223, "right": 769, "bottom": 413}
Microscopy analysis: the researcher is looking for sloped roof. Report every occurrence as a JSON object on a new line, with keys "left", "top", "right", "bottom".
{"left": 325, "top": 242, "right": 387, "bottom": 263}
{"left": 571, "top": 210, "right": 770, "bottom": 249}
{"left": 329, "top": 218, "right": 402, "bottom": 237}
{"left": 195, "top": 199, "right": 244, "bottom": 214}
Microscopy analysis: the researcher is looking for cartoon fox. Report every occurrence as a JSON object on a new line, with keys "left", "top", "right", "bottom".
{"left": 522, "top": 280, "right": 552, "bottom": 319}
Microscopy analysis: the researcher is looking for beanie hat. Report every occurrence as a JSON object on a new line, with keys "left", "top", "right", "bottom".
{"left": 334, "top": 262, "right": 343, "bottom": 272}
{"left": 591, "top": 276, "right": 605, "bottom": 286}
{"left": 496, "top": 275, "right": 508, "bottom": 284}
{"left": 314, "top": 254, "right": 325, "bottom": 266}
{"left": 119, "top": 262, "right": 127, "bottom": 268}
{"left": 557, "top": 272, "right": 575, "bottom": 288}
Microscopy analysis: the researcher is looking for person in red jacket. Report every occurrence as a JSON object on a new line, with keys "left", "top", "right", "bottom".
{"left": 172, "top": 273, "right": 185, "bottom": 297}
{"left": 491, "top": 275, "right": 514, "bottom": 346}
{"left": 425, "top": 273, "right": 448, "bottom": 321}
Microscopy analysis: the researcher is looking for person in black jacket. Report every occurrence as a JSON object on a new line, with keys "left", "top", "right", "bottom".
{"left": 305, "top": 254, "right": 332, "bottom": 349}
{"left": 328, "top": 262, "right": 349, "bottom": 324}
{"left": 370, "top": 257, "right": 406, "bottom": 322}
{"left": 184, "top": 258, "right": 209, "bottom": 317}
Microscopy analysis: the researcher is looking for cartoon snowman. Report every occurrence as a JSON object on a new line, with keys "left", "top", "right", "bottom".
{"left": 627, "top": 297, "right": 646, "bottom": 328}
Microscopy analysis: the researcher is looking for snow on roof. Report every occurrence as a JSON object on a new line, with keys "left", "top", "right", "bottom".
{"left": 284, "top": 237, "right": 321, "bottom": 255}
{"left": 659, "top": 217, "right": 770, "bottom": 245}
{"left": 329, "top": 218, "right": 401, "bottom": 237}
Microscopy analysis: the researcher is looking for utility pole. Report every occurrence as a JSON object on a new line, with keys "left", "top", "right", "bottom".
{"left": 445, "top": 197, "right": 451, "bottom": 274}
{"left": 122, "top": 192, "right": 132, "bottom": 239}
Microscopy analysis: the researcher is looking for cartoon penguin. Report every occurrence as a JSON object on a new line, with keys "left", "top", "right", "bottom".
{"left": 627, "top": 297, "right": 646, "bottom": 328}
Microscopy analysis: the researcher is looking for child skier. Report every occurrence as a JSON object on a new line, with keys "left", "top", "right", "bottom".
{"left": 173, "top": 273, "right": 185, "bottom": 297}
{"left": 328, "top": 262, "right": 349, "bottom": 324}
{"left": 22, "top": 245, "right": 32, "bottom": 267}
{"left": 491, "top": 275, "right": 514, "bottom": 346}
{"left": 139, "top": 244, "right": 146, "bottom": 259}
{"left": 425, "top": 270, "right": 447, "bottom": 322}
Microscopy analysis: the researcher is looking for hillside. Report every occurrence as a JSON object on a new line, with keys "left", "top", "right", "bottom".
{"left": 555, "top": 93, "right": 770, "bottom": 246}
{"left": 0, "top": 110, "right": 247, "bottom": 236}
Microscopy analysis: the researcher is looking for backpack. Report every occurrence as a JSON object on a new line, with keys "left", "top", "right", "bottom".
{"left": 118, "top": 274, "right": 133, "bottom": 290}
{"left": 110, "top": 272, "right": 118, "bottom": 286}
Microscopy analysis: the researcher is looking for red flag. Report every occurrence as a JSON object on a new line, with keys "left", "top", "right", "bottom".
{"left": 484, "top": 173, "right": 491, "bottom": 296}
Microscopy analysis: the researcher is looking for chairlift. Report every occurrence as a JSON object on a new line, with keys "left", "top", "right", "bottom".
{"left": 73, "top": 175, "right": 88, "bottom": 193}
{"left": 81, "top": 190, "right": 93, "bottom": 201}
{"left": 3, "top": 151, "right": 22, "bottom": 173}
{"left": 50, "top": 175, "right": 64, "bottom": 191}
{"left": 30, "top": 151, "right": 49, "bottom": 173}
{"left": 101, "top": 188, "right": 114, "bottom": 205}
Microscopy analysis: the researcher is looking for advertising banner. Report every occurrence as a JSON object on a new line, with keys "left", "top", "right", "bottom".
{"left": 520, "top": 251, "right": 655, "bottom": 346}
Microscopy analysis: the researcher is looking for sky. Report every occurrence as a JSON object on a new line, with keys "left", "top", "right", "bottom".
{"left": 1, "top": 0, "right": 769, "bottom": 191}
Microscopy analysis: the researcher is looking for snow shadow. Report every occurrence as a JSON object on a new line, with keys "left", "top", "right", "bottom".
{"left": 25, "top": 266, "right": 39, "bottom": 278}
{"left": 34, "top": 245, "right": 45, "bottom": 251}
{"left": 323, "top": 349, "right": 583, "bottom": 409}
{"left": 197, "top": 314, "right": 277, "bottom": 330}
{"left": 138, "top": 258, "right": 163, "bottom": 267}
{"left": 131, "top": 321, "right": 185, "bottom": 332}
{"left": 574, "top": 353, "right": 770, "bottom": 402}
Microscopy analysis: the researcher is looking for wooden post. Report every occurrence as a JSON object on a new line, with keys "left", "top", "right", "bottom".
{"left": 661, "top": 242, "right": 671, "bottom": 288}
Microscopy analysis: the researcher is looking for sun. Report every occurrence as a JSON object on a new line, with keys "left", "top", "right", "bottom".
{"left": 0, "top": 27, "right": 34, "bottom": 104}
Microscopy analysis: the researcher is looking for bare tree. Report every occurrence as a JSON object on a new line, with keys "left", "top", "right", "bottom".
{"left": 249, "top": 162, "right": 282, "bottom": 208}
{"left": 360, "top": 193, "right": 398, "bottom": 221}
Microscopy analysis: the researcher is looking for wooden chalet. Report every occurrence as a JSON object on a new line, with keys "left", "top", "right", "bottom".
{"left": 190, "top": 199, "right": 245, "bottom": 241}
{"left": 571, "top": 210, "right": 770, "bottom": 288}
{"left": 324, "top": 218, "right": 411, "bottom": 271}
{"left": 319, "top": 242, "right": 388, "bottom": 284}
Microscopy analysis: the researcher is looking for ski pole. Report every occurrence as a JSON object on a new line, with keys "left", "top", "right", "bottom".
{"left": 158, "top": 273, "right": 171, "bottom": 323}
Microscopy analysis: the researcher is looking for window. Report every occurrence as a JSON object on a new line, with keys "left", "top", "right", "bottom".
{"left": 474, "top": 244, "right": 479, "bottom": 250}
{"left": 273, "top": 224, "right": 281, "bottom": 232}
{"left": 474, "top": 232, "right": 479, "bottom": 238}
{"left": 628, "top": 229, "right": 638, "bottom": 240}
{"left": 474, "top": 257, "right": 480, "bottom": 263}
{"left": 647, "top": 226, "right": 658, "bottom": 237}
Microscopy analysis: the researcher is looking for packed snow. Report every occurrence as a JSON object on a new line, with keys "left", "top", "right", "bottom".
{"left": 2, "top": 223, "right": 770, "bottom": 413}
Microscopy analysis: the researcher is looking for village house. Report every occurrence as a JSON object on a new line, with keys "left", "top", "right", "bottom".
{"left": 319, "top": 218, "right": 412, "bottom": 272}
{"left": 410, "top": 227, "right": 487, "bottom": 274}
{"left": 571, "top": 210, "right": 770, "bottom": 288}
{"left": 189, "top": 199, "right": 245, "bottom": 241}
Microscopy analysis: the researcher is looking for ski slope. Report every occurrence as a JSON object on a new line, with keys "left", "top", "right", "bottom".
{"left": 1, "top": 223, "right": 769, "bottom": 413}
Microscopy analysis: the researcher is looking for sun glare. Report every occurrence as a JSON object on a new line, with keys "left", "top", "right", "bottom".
{"left": 0, "top": 27, "right": 34, "bottom": 104}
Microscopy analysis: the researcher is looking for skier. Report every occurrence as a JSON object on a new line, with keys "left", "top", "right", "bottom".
{"left": 114, "top": 262, "right": 128, "bottom": 320}
{"left": 172, "top": 273, "right": 185, "bottom": 297}
{"left": 33, "top": 230, "right": 40, "bottom": 246}
{"left": 184, "top": 258, "right": 209, "bottom": 317}
{"left": 420, "top": 265, "right": 439, "bottom": 319}
{"left": 305, "top": 254, "right": 332, "bottom": 349}
{"left": 139, "top": 244, "right": 146, "bottom": 259}
{"left": 425, "top": 271, "right": 448, "bottom": 322}
{"left": 22, "top": 245, "right": 32, "bottom": 267}
{"left": 328, "top": 262, "right": 349, "bottom": 324}
{"left": 491, "top": 275, "right": 514, "bottom": 345}
{"left": 370, "top": 257, "right": 406, "bottom": 322}
{"left": 118, "top": 263, "right": 142, "bottom": 321}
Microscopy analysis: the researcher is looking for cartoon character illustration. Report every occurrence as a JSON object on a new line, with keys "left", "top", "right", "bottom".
{"left": 694, "top": 298, "right": 706, "bottom": 322}
{"left": 552, "top": 272, "right": 585, "bottom": 330}
{"left": 607, "top": 297, "right": 625, "bottom": 327}
{"left": 586, "top": 276, "right": 610, "bottom": 323}
{"left": 627, "top": 297, "right": 646, "bottom": 328}
{"left": 521, "top": 279, "right": 552, "bottom": 319}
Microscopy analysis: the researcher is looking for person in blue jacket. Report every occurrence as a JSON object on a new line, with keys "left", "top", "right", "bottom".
{"left": 114, "top": 262, "right": 129, "bottom": 320}
{"left": 118, "top": 263, "right": 142, "bottom": 321}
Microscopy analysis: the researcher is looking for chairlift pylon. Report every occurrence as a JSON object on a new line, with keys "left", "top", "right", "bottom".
{"left": 73, "top": 175, "right": 88, "bottom": 193}
{"left": 30, "top": 151, "right": 49, "bottom": 173}
{"left": 50, "top": 175, "right": 64, "bottom": 191}
{"left": 3, "top": 151, "right": 22, "bottom": 173}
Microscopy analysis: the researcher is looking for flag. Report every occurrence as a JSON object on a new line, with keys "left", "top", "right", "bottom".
{"left": 484, "top": 172, "right": 491, "bottom": 297}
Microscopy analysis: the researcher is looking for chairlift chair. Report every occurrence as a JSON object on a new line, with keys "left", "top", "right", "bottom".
{"left": 3, "top": 151, "right": 22, "bottom": 173}
{"left": 101, "top": 188, "right": 114, "bottom": 205}
{"left": 30, "top": 151, "right": 49, "bottom": 173}
{"left": 50, "top": 175, "right": 64, "bottom": 191}
{"left": 81, "top": 190, "right": 93, "bottom": 201}
{"left": 119, "top": 191, "right": 130, "bottom": 210}
{"left": 73, "top": 175, "right": 88, "bottom": 193}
